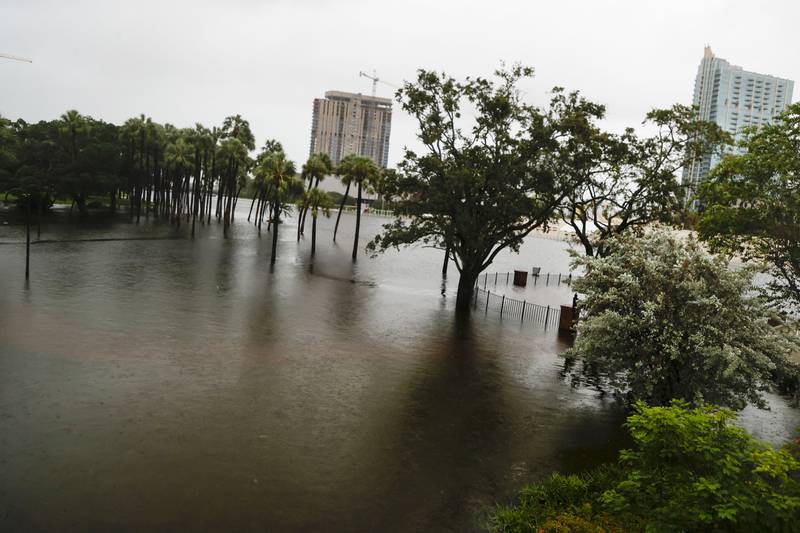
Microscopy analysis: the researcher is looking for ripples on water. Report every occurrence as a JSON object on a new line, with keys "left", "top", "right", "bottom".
{"left": 0, "top": 206, "right": 796, "bottom": 532}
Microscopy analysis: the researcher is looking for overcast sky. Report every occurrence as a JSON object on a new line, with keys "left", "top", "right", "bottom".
{"left": 2, "top": 0, "right": 798, "bottom": 167}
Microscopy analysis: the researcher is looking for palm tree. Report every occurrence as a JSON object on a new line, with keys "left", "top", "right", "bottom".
{"left": 164, "top": 136, "right": 193, "bottom": 226}
{"left": 221, "top": 114, "right": 255, "bottom": 151}
{"left": 59, "top": 110, "right": 89, "bottom": 213}
{"left": 332, "top": 163, "right": 353, "bottom": 243}
{"left": 301, "top": 187, "right": 333, "bottom": 257}
{"left": 297, "top": 153, "right": 333, "bottom": 240}
{"left": 59, "top": 109, "right": 87, "bottom": 163}
{"left": 188, "top": 123, "right": 211, "bottom": 237}
{"left": 217, "top": 137, "right": 248, "bottom": 236}
{"left": 335, "top": 155, "right": 380, "bottom": 261}
{"left": 254, "top": 147, "right": 296, "bottom": 265}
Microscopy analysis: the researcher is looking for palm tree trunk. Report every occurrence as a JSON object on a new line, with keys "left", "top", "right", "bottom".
{"left": 299, "top": 176, "right": 313, "bottom": 237}
{"left": 311, "top": 213, "right": 317, "bottom": 257}
{"left": 352, "top": 182, "right": 362, "bottom": 261}
{"left": 247, "top": 186, "right": 258, "bottom": 222}
{"left": 333, "top": 182, "right": 350, "bottom": 243}
{"left": 270, "top": 199, "right": 279, "bottom": 265}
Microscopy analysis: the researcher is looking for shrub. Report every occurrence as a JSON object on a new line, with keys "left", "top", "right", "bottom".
{"left": 492, "top": 402, "right": 800, "bottom": 532}
{"left": 566, "top": 229, "right": 799, "bottom": 409}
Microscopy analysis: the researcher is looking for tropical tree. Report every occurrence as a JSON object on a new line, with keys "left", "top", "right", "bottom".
{"left": 58, "top": 109, "right": 91, "bottom": 213}
{"left": 254, "top": 146, "right": 296, "bottom": 265}
{"left": 0, "top": 115, "right": 19, "bottom": 186}
{"left": 297, "top": 153, "right": 333, "bottom": 240}
{"left": 187, "top": 123, "right": 212, "bottom": 236}
{"left": 566, "top": 229, "right": 799, "bottom": 409}
{"left": 217, "top": 137, "right": 249, "bottom": 236}
{"left": 336, "top": 154, "right": 379, "bottom": 260}
{"left": 59, "top": 109, "right": 87, "bottom": 163}
{"left": 249, "top": 140, "right": 284, "bottom": 233}
{"left": 332, "top": 160, "right": 354, "bottom": 244}
{"left": 301, "top": 187, "right": 333, "bottom": 257}
{"left": 698, "top": 102, "right": 800, "bottom": 312}
{"left": 368, "top": 65, "right": 605, "bottom": 312}
{"left": 164, "top": 136, "right": 194, "bottom": 225}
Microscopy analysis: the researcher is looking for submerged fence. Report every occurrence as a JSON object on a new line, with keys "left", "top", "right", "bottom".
{"left": 473, "top": 287, "right": 562, "bottom": 330}
{"left": 477, "top": 270, "right": 576, "bottom": 289}
{"left": 339, "top": 205, "right": 395, "bottom": 218}
{"left": 473, "top": 269, "right": 580, "bottom": 331}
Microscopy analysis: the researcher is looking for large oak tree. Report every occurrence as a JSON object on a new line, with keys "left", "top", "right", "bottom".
{"left": 368, "top": 66, "right": 604, "bottom": 312}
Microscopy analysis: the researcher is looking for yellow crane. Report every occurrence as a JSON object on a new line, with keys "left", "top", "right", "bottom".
{"left": 0, "top": 53, "right": 32, "bottom": 63}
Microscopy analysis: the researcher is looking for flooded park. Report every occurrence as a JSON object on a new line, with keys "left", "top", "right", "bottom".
{"left": 1, "top": 205, "right": 798, "bottom": 531}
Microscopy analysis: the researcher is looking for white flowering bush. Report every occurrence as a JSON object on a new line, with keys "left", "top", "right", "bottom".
{"left": 567, "top": 229, "right": 799, "bottom": 409}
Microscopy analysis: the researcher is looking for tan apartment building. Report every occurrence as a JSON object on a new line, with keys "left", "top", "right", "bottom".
{"left": 309, "top": 91, "right": 392, "bottom": 168}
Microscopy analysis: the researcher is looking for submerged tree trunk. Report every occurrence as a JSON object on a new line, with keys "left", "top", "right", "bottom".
{"left": 270, "top": 199, "right": 279, "bottom": 265}
{"left": 352, "top": 182, "right": 362, "bottom": 261}
{"left": 455, "top": 267, "right": 480, "bottom": 314}
{"left": 247, "top": 188, "right": 258, "bottom": 222}
{"left": 311, "top": 214, "right": 317, "bottom": 257}
{"left": 298, "top": 176, "right": 314, "bottom": 238}
{"left": 333, "top": 182, "right": 350, "bottom": 243}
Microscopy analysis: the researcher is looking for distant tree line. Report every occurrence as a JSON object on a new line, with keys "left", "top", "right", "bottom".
{"left": 0, "top": 110, "right": 390, "bottom": 263}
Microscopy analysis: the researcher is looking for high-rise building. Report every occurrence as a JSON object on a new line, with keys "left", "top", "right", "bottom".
{"left": 309, "top": 91, "right": 392, "bottom": 168}
{"left": 683, "top": 46, "right": 793, "bottom": 195}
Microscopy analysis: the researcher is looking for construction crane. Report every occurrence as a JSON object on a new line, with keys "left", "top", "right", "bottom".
{"left": 0, "top": 53, "right": 32, "bottom": 63}
{"left": 359, "top": 70, "right": 399, "bottom": 97}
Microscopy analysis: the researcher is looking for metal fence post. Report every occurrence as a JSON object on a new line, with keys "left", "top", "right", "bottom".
{"left": 558, "top": 273, "right": 561, "bottom": 284}
{"left": 500, "top": 295, "right": 505, "bottom": 316}
{"left": 521, "top": 300, "right": 526, "bottom": 322}
{"left": 485, "top": 290, "right": 490, "bottom": 313}
{"left": 544, "top": 306, "right": 550, "bottom": 330}
{"left": 506, "top": 272, "right": 509, "bottom": 284}
{"left": 546, "top": 273, "right": 550, "bottom": 285}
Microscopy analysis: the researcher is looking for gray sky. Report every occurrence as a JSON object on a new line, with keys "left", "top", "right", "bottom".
{"left": 2, "top": 0, "right": 798, "bottom": 167}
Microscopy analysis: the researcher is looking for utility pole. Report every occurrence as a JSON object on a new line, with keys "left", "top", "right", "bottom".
{"left": 25, "top": 195, "right": 31, "bottom": 280}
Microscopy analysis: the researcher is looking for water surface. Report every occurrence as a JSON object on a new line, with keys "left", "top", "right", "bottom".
{"left": 0, "top": 206, "right": 795, "bottom": 532}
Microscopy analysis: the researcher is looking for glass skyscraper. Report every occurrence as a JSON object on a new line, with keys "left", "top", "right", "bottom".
{"left": 683, "top": 46, "right": 793, "bottom": 196}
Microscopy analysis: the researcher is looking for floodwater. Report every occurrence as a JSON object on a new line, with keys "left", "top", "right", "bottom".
{"left": 0, "top": 204, "right": 797, "bottom": 532}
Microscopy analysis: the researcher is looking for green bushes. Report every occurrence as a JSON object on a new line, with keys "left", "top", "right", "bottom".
{"left": 492, "top": 402, "right": 800, "bottom": 532}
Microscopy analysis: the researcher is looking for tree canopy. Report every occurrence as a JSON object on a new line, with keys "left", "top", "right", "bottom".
{"left": 698, "top": 102, "right": 800, "bottom": 312}
{"left": 558, "top": 105, "right": 729, "bottom": 257}
{"left": 368, "top": 65, "right": 606, "bottom": 311}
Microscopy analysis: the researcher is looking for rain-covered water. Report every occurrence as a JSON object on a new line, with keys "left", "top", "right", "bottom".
{"left": 0, "top": 204, "right": 797, "bottom": 532}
